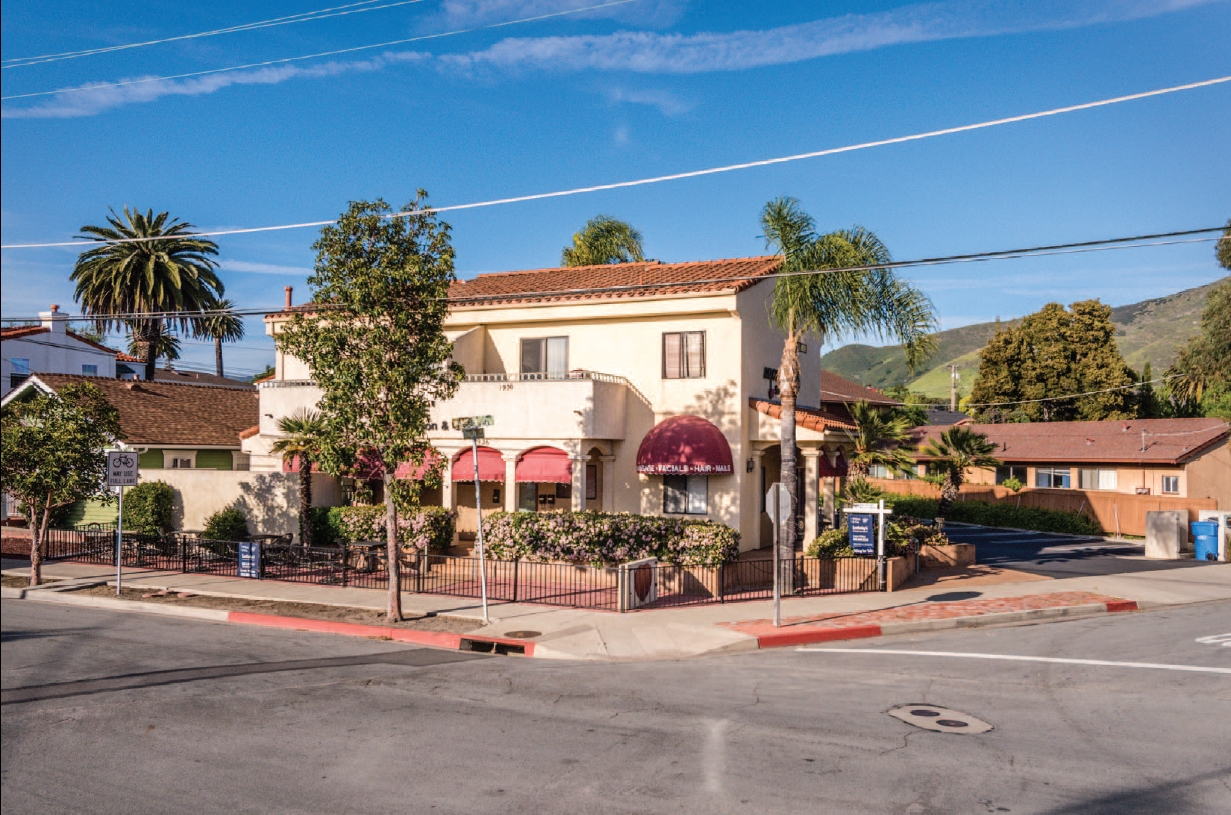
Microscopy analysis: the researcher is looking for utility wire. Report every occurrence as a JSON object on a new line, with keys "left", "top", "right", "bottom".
{"left": 2, "top": 1, "right": 419, "bottom": 68}
{"left": 4, "top": 75, "right": 1226, "bottom": 250}
{"left": 1, "top": 228, "right": 1223, "bottom": 323}
{"left": 0, "top": 0, "right": 639, "bottom": 100}
{"left": 964, "top": 375, "right": 1183, "bottom": 408}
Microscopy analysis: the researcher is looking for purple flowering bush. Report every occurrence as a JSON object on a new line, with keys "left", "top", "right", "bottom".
{"left": 482, "top": 511, "right": 740, "bottom": 566}
{"left": 328, "top": 505, "right": 455, "bottom": 554}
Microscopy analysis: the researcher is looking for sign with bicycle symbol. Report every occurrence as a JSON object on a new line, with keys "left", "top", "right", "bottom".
{"left": 107, "top": 451, "right": 139, "bottom": 487}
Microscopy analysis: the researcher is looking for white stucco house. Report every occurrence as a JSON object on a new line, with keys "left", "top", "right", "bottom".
{"left": 1, "top": 306, "right": 120, "bottom": 397}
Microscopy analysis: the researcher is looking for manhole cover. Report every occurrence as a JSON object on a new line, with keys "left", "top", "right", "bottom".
{"left": 502, "top": 630, "right": 541, "bottom": 639}
{"left": 888, "top": 705, "right": 992, "bottom": 734}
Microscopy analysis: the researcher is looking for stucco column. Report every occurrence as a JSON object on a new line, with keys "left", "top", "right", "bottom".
{"left": 570, "top": 454, "right": 586, "bottom": 511}
{"left": 503, "top": 455, "right": 518, "bottom": 513}
{"left": 600, "top": 455, "right": 617, "bottom": 512}
{"left": 802, "top": 448, "right": 821, "bottom": 545}
{"left": 822, "top": 446, "right": 838, "bottom": 529}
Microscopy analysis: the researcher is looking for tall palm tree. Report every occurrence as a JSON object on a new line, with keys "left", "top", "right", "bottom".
{"left": 71, "top": 208, "right": 222, "bottom": 381}
{"left": 269, "top": 409, "right": 326, "bottom": 546}
{"left": 846, "top": 400, "right": 916, "bottom": 479}
{"left": 921, "top": 426, "right": 1001, "bottom": 518}
{"left": 194, "top": 298, "right": 246, "bottom": 378}
{"left": 561, "top": 215, "right": 645, "bottom": 266}
{"left": 126, "top": 327, "right": 181, "bottom": 366}
{"left": 762, "top": 197, "right": 936, "bottom": 573}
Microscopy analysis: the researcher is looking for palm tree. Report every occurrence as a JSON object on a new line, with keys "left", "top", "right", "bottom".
{"left": 762, "top": 197, "right": 936, "bottom": 573}
{"left": 846, "top": 400, "right": 916, "bottom": 479}
{"left": 126, "top": 326, "right": 181, "bottom": 366}
{"left": 194, "top": 298, "right": 246, "bottom": 378}
{"left": 269, "top": 409, "right": 326, "bottom": 545}
{"left": 71, "top": 208, "right": 222, "bottom": 381}
{"left": 561, "top": 215, "right": 645, "bottom": 266}
{"left": 921, "top": 426, "right": 1001, "bottom": 519}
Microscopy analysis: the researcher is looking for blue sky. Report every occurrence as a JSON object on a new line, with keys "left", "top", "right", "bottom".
{"left": 2, "top": 0, "right": 1229, "bottom": 378}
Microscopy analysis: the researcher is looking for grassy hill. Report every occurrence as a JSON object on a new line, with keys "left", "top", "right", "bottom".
{"left": 820, "top": 278, "right": 1226, "bottom": 399}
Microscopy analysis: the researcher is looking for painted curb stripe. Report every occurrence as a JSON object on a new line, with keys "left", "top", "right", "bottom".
{"left": 225, "top": 612, "right": 536, "bottom": 655}
{"left": 756, "top": 624, "right": 883, "bottom": 648}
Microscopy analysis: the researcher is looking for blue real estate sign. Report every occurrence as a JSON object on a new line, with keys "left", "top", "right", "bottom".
{"left": 238, "top": 541, "right": 262, "bottom": 579}
{"left": 848, "top": 514, "right": 875, "bottom": 556}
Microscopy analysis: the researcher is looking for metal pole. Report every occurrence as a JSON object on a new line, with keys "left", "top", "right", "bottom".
{"left": 472, "top": 436, "right": 489, "bottom": 624}
{"left": 877, "top": 498, "right": 886, "bottom": 591}
{"left": 115, "top": 485, "right": 123, "bottom": 596}
{"left": 772, "top": 499, "right": 781, "bottom": 627}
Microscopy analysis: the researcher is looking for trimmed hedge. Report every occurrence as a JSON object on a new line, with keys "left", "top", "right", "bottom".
{"left": 309, "top": 505, "right": 455, "bottom": 554}
{"left": 882, "top": 493, "right": 1104, "bottom": 536}
{"left": 482, "top": 511, "right": 741, "bottom": 567}
{"left": 201, "top": 507, "right": 249, "bottom": 541}
{"left": 122, "top": 481, "right": 175, "bottom": 533}
{"left": 806, "top": 520, "right": 947, "bottom": 559}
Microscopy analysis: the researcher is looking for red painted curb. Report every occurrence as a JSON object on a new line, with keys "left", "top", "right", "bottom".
{"left": 756, "top": 624, "right": 883, "bottom": 649}
{"left": 225, "top": 612, "right": 534, "bottom": 655}
{"left": 1104, "top": 600, "right": 1139, "bottom": 613}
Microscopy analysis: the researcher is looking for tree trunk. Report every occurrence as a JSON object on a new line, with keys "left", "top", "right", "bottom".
{"left": 143, "top": 319, "right": 160, "bottom": 381}
{"left": 778, "top": 331, "right": 801, "bottom": 593}
{"left": 28, "top": 503, "right": 45, "bottom": 587}
{"left": 383, "top": 470, "right": 402, "bottom": 621}
{"left": 937, "top": 473, "right": 959, "bottom": 518}
{"left": 298, "top": 462, "right": 313, "bottom": 546}
{"left": 215, "top": 337, "right": 224, "bottom": 378}
{"left": 847, "top": 459, "right": 869, "bottom": 480}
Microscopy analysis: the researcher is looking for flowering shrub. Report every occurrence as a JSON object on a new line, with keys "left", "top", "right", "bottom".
{"left": 482, "top": 511, "right": 740, "bottom": 566}
{"left": 311, "top": 505, "right": 455, "bottom": 554}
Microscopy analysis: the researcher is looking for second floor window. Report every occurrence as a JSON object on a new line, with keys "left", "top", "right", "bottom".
{"left": 520, "top": 337, "right": 568, "bottom": 379}
{"left": 12, "top": 358, "right": 30, "bottom": 375}
{"left": 82, "top": 364, "right": 99, "bottom": 376}
{"left": 663, "top": 331, "right": 705, "bottom": 379}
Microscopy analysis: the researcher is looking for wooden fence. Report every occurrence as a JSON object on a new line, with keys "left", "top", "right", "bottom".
{"left": 867, "top": 479, "right": 1217, "bottom": 537}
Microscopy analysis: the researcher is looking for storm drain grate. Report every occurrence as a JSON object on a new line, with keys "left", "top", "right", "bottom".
{"left": 888, "top": 705, "right": 992, "bottom": 734}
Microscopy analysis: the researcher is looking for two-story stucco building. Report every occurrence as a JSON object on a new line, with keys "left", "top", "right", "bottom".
{"left": 246, "top": 258, "right": 874, "bottom": 552}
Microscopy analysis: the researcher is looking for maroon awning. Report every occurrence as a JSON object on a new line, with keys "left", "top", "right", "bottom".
{"left": 636, "top": 415, "right": 733, "bottom": 475}
{"left": 451, "top": 446, "right": 505, "bottom": 482}
{"left": 817, "top": 452, "right": 848, "bottom": 477}
{"left": 395, "top": 450, "right": 442, "bottom": 480}
{"left": 515, "top": 446, "right": 572, "bottom": 483}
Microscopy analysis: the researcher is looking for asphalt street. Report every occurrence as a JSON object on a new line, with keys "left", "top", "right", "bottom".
{"left": 3, "top": 598, "right": 1229, "bottom": 814}
{"left": 944, "top": 524, "right": 1216, "bottom": 578}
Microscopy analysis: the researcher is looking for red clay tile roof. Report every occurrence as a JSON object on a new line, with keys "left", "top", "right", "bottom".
{"left": 750, "top": 397, "right": 857, "bottom": 432}
{"left": 26, "top": 374, "right": 258, "bottom": 447}
{"left": 909, "top": 418, "right": 1229, "bottom": 465}
{"left": 819, "top": 370, "right": 901, "bottom": 406}
{"left": 0, "top": 325, "right": 120, "bottom": 356}
{"left": 239, "top": 424, "right": 260, "bottom": 440}
{"left": 116, "top": 352, "right": 143, "bottom": 363}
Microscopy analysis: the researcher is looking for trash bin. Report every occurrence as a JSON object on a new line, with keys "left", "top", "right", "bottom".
{"left": 1192, "top": 521, "right": 1219, "bottom": 562}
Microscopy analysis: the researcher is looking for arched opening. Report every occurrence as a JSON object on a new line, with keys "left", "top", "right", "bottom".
{"left": 515, "top": 446, "right": 571, "bottom": 512}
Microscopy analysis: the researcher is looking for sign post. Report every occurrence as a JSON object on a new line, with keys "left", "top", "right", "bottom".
{"left": 843, "top": 499, "right": 893, "bottom": 590}
{"left": 765, "top": 482, "right": 793, "bottom": 627}
{"left": 106, "top": 451, "right": 139, "bottom": 596}
{"left": 454, "top": 415, "right": 494, "bottom": 624}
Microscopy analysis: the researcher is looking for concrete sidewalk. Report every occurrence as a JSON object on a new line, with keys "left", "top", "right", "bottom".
{"left": 5, "top": 557, "right": 1229, "bottom": 661}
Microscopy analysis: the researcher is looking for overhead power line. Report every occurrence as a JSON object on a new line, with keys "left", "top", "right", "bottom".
{"left": 0, "top": 0, "right": 640, "bottom": 100}
{"left": 964, "top": 375, "right": 1183, "bottom": 408}
{"left": 1, "top": 227, "right": 1221, "bottom": 323}
{"left": 4, "top": 75, "right": 1226, "bottom": 251}
{"left": 1, "top": 0, "right": 420, "bottom": 68}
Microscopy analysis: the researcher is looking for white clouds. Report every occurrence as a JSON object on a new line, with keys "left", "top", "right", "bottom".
{"left": 2, "top": 51, "right": 428, "bottom": 119}
{"left": 220, "top": 260, "right": 313, "bottom": 276}
{"left": 432, "top": 0, "right": 688, "bottom": 29}
{"left": 605, "top": 86, "right": 692, "bottom": 115}
{"left": 441, "top": 0, "right": 1223, "bottom": 75}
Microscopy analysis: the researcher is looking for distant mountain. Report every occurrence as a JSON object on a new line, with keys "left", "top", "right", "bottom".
{"left": 820, "top": 278, "right": 1226, "bottom": 399}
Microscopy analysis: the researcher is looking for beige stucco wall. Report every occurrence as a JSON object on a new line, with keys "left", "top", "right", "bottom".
{"left": 140, "top": 469, "right": 341, "bottom": 540}
{"left": 1187, "top": 439, "right": 1230, "bottom": 508}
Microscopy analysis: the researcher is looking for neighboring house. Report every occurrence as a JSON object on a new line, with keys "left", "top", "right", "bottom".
{"left": 248, "top": 258, "right": 870, "bottom": 550}
{"left": 906, "top": 418, "right": 1230, "bottom": 507}
{"left": 1, "top": 306, "right": 118, "bottom": 396}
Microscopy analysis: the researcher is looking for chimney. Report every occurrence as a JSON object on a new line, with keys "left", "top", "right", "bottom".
{"left": 39, "top": 304, "right": 67, "bottom": 335}
{"left": 285, "top": 286, "right": 293, "bottom": 310}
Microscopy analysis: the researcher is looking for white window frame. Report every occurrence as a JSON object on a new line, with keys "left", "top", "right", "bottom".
{"left": 519, "top": 336, "right": 569, "bottom": 379}
{"left": 231, "top": 452, "right": 251, "bottom": 471}
{"left": 1035, "top": 467, "right": 1071, "bottom": 489}
{"left": 1161, "top": 475, "right": 1180, "bottom": 494}
{"left": 163, "top": 450, "right": 196, "bottom": 469}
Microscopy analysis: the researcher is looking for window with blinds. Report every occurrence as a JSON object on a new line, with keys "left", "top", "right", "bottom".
{"left": 520, "top": 337, "right": 568, "bottom": 379}
{"left": 662, "top": 331, "right": 705, "bottom": 379}
{"left": 1078, "top": 468, "right": 1118, "bottom": 491}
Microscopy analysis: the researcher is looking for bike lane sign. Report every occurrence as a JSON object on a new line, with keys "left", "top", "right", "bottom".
{"left": 107, "top": 451, "right": 139, "bottom": 487}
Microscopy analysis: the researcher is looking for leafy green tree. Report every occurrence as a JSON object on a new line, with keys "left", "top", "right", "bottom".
{"left": 1166, "top": 279, "right": 1231, "bottom": 418}
{"left": 1, "top": 383, "right": 122, "bottom": 585}
{"left": 968, "top": 300, "right": 1138, "bottom": 422}
{"left": 846, "top": 400, "right": 916, "bottom": 479}
{"left": 921, "top": 426, "right": 1001, "bottom": 518}
{"left": 561, "top": 215, "right": 645, "bottom": 266}
{"left": 1217, "top": 219, "right": 1231, "bottom": 271}
{"left": 72, "top": 208, "right": 222, "bottom": 381}
{"left": 193, "top": 297, "right": 246, "bottom": 378}
{"left": 761, "top": 197, "right": 936, "bottom": 572}
{"left": 121, "top": 481, "right": 176, "bottom": 533}
{"left": 249, "top": 364, "right": 276, "bottom": 383}
{"left": 269, "top": 409, "right": 327, "bottom": 546}
{"left": 276, "top": 195, "right": 462, "bottom": 621}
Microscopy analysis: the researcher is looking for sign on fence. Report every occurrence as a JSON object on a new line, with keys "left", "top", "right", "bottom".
{"left": 106, "top": 451, "right": 138, "bottom": 487}
{"left": 238, "top": 541, "right": 262, "bottom": 579}
{"left": 848, "top": 514, "right": 875, "bottom": 556}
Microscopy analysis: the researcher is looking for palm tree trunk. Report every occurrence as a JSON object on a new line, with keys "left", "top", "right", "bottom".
{"left": 778, "top": 331, "right": 801, "bottom": 592}
{"left": 143, "top": 320, "right": 160, "bottom": 381}
{"left": 298, "top": 463, "right": 313, "bottom": 545}
{"left": 937, "top": 474, "right": 959, "bottom": 518}
{"left": 215, "top": 337, "right": 224, "bottom": 378}
{"left": 383, "top": 470, "right": 403, "bottom": 622}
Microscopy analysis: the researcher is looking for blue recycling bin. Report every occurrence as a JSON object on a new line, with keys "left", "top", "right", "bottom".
{"left": 1191, "top": 521, "right": 1220, "bottom": 562}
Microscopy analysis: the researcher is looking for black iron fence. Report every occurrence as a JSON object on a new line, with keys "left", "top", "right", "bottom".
{"left": 40, "top": 526, "right": 885, "bottom": 611}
